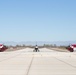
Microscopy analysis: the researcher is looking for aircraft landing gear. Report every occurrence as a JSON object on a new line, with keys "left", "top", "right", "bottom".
{"left": 33, "top": 48, "right": 40, "bottom": 52}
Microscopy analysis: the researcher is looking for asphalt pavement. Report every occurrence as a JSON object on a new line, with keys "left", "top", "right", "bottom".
{"left": 0, "top": 48, "right": 76, "bottom": 75}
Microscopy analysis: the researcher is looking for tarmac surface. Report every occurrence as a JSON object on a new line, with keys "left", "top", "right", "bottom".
{"left": 0, "top": 48, "right": 76, "bottom": 75}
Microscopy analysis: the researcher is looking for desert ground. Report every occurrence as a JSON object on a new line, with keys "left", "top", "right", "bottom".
{"left": 0, "top": 48, "right": 76, "bottom": 75}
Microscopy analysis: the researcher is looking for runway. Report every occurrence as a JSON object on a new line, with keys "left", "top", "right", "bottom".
{"left": 0, "top": 48, "right": 76, "bottom": 75}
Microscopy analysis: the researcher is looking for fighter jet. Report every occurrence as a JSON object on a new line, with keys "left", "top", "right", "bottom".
{"left": 66, "top": 44, "right": 76, "bottom": 52}
{"left": 0, "top": 44, "right": 8, "bottom": 52}
{"left": 33, "top": 45, "right": 40, "bottom": 52}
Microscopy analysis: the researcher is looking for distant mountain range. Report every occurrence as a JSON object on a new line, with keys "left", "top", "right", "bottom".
{"left": 0, "top": 41, "right": 76, "bottom": 46}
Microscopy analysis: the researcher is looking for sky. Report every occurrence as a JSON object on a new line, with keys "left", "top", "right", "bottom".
{"left": 0, "top": 0, "right": 76, "bottom": 42}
